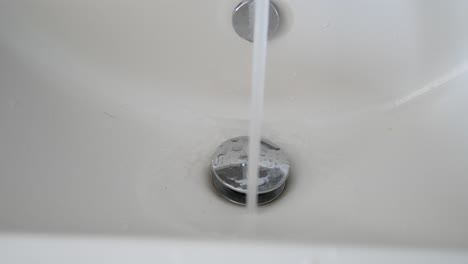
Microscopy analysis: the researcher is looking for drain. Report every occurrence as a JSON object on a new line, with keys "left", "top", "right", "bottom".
{"left": 211, "top": 136, "right": 290, "bottom": 205}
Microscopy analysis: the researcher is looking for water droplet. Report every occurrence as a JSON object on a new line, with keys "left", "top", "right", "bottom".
{"left": 214, "top": 154, "right": 224, "bottom": 165}
{"left": 232, "top": 145, "right": 243, "bottom": 151}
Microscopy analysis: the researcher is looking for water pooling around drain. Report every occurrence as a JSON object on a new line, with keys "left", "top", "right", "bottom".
{"left": 211, "top": 136, "right": 290, "bottom": 205}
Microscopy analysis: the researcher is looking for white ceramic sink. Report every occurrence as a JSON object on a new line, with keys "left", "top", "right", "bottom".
{"left": 1, "top": 0, "right": 468, "bottom": 262}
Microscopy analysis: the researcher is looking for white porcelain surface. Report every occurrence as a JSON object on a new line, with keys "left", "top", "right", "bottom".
{"left": 2, "top": 234, "right": 468, "bottom": 264}
{"left": 1, "top": 0, "right": 468, "bottom": 259}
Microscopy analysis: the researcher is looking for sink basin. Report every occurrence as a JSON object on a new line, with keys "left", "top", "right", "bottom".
{"left": 1, "top": 0, "right": 468, "bottom": 261}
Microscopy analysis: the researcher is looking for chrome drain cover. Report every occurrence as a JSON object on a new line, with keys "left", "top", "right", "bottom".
{"left": 211, "top": 136, "right": 290, "bottom": 205}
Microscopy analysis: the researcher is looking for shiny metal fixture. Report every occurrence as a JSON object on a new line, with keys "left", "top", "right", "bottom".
{"left": 211, "top": 136, "right": 290, "bottom": 205}
{"left": 232, "top": 0, "right": 280, "bottom": 42}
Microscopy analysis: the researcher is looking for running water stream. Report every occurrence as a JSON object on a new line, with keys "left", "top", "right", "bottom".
{"left": 247, "top": 0, "right": 270, "bottom": 211}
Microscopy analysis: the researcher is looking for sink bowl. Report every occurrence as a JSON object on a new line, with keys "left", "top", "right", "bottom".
{"left": 1, "top": 0, "right": 468, "bottom": 261}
